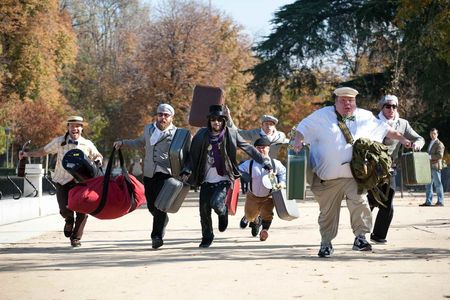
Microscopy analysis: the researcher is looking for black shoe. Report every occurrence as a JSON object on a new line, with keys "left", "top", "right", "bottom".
{"left": 370, "top": 234, "right": 387, "bottom": 244}
{"left": 70, "top": 239, "right": 81, "bottom": 247}
{"left": 218, "top": 210, "right": 228, "bottom": 232}
{"left": 239, "top": 216, "right": 248, "bottom": 229}
{"left": 419, "top": 202, "right": 432, "bottom": 207}
{"left": 318, "top": 243, "right": 333, "bottom": 258}
{"left": 352, "top": 235, "right": 372, "bottom": 251}
{"left": 152, "top": 237, "right": 164, "bottom": 249}
{"left": 434, "top": 203, "right": 444, "bottom": 207}
{"left": 249, "top": 216, "right": 262, "bottom": 237}
{"left": 64, "top": 219, "right": 74, "bottom": 238}
{"left": 199, "top": 235, "right": 214, "bottom": 248}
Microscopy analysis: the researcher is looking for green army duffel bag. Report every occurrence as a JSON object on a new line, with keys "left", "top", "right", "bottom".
{"left": 401, "top": 152, "right": 432, "bottom": 185}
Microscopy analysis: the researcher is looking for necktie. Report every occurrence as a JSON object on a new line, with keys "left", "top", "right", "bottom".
{"left": 68, "top": 139, "right": 78, "bottom": 145}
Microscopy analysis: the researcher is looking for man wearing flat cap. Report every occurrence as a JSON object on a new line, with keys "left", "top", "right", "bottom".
{"left": 368, "top": 94, "right": 424, "bottom": 244}
{"left": 19, "top": 116, "right": 103, "bottom": 247}
{"left": 292, "top": 87, "right": 413, "bottom": 258}
{"left": 114, "top": 103, "right": 185, "bottom": 249}
{"left": 227, "top": 110, "right": 289, "bottom": 159}
{"left": 181, "top": 105, "right": 273, "bottom": 248}
{"left": 238, "top": 137, "right": 286, "bottom": 241}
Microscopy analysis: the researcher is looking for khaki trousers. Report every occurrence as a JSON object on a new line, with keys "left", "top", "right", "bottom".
{"left": 244, "top": 192, "right": 274, "bottom": 223}
{"left": 311, "top": 174, "right": 372, "bottom": 244}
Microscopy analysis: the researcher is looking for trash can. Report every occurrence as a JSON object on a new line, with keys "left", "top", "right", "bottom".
{"left": 24, "top": 164, "right": 44, "bottom": 197}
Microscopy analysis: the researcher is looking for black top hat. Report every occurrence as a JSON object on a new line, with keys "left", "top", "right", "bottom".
{"left": 207, "top": 105, "right": 228, "bottom": 120}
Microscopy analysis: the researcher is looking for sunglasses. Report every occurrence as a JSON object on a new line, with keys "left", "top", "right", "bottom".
{"left": 210, "top": 117, "right": 224, "bottom": 122}
{"left": 383, "top": 104, "right": 398, "bottom": 109}
{"left": 157, "top": 112, "right": 172, "bottom": 118}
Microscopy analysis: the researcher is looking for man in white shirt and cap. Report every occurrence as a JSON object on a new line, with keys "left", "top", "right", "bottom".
{"left": 19, "top": 116, "right": 103, "bottom": 247}
{"left": 114, "top": 103, "right": 182, "bottom": 249}
{"left": 292, "top": 87, "right": 412, "bottom": 257}
{"left": 227, "top": 111, "right": 289, "bottom": 159}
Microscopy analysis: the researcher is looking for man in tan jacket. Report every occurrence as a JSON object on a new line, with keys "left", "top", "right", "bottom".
{"left": 420, "top": 128, "right": 445, "bottom": 207}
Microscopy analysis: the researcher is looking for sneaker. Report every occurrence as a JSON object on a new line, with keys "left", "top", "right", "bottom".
{"left": 218, "top": 212, "right": 228, "bottom": 232}
{"left": 318, "top": 243, "right": 333, "bottom": 258}
{"left": 434, "top": 203, "right": 444, "bottom": 207}
{"left": 70, "top": 239, "right": 81, "bottom": 247}
{"left": 370, "top": 234, "right": 387, "bottom": 244}
{"left": 352, "top": 235, "right": 372, "bottom": 251}
{"left": 249, "top": 216, "right": 262, "bottom": 237}
{"left": 64, "top": 219, "right": 74, "bottom": 238}
{"left": 259, "top": 229, "right": 269, "bottom": 241}
{"left": 152, "top": 237, "right": 164, "bottom": 249}
{"left": 199, "top": 235, "right": 214, "bottom": 248}
{"left": 419, "top": 202, "right": 432, "bottom": 207}
{"left": 239, "top": 216, "right": 248, "bottom": 229}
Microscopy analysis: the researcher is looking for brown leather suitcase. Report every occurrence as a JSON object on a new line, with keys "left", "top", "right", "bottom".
{"left": 189, "top": 85, "right": 224, "bottom": 127}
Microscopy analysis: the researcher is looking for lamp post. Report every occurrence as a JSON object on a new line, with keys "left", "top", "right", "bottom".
{"left": 5, "top": 127, "right": 11, "bottom": 168}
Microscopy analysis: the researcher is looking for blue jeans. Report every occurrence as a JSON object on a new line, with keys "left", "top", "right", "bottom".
{"left": 199, "top": 181, "right": 230, "bottom": 239}
{"left": 425, "top": 169, "right": 444, "bottom": 204}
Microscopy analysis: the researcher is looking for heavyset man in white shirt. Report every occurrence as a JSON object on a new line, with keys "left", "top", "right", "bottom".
{"left": 292, "top": 87, "right": 412, "bottom": 258}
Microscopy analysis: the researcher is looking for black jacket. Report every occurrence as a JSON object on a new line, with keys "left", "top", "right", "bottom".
{"left": 183, "top": 127, "right": 267, "bottom": 187}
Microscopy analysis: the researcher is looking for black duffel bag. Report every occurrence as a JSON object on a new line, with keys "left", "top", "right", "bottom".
{"left": 62, "top": 149, "right": 103, "bottom": 182}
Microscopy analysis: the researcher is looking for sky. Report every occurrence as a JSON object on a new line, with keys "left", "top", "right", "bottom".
{"left": 202, "top": 0, "right": 297, "bottom": 40}
{"left": 144, "top": 0, "right": 297, "bottom": 41}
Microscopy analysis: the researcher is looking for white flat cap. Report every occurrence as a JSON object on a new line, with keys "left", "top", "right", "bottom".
{"left": 334, "top": 87, "right": 359, "bottom": 97}
{"left": 378, "top": 95, "right": 399, "bottom": 109}
{"left": 261, "top": 115, "right": 278, "bottom": 125}
{"left": 157, "top": 103, "right": 175, "bottom": 116}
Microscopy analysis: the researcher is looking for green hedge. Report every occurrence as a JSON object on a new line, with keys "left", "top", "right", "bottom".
{"left": 0, "top": 168, "right": 16, "bottom": 176}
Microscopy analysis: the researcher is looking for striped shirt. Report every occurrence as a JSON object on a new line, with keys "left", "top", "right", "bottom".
{"left": 44, "top": 135, "right": 103, "bottom": 185}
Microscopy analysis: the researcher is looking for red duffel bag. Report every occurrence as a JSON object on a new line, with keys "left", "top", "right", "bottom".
{"left": 68, "top": 148, "right": 146, "bottom": 219}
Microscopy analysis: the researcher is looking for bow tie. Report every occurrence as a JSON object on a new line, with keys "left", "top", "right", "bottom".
{"left": 342, "top": 115, "right": 355, "bottom": 122}
{"left": 68, "top": 139, "right": 78, "bottom": 145}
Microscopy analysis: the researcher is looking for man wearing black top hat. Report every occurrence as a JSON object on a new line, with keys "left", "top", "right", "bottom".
{"left": 182, "top": 105, "right": 272, "bottom": 248}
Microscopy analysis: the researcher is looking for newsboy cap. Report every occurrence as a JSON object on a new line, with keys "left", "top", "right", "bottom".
{"left": 66, "top": 116, "right": 85, "bottom": 125}
{"left": 260, "top": 115, "right": 278, "bottom": 125}
{"left": 378, "top": 95, "right": 399, "bottom": 109}
{"left": 254, "top": 137, "right": 271, "bottom": 147}
{"left": 334, "top": 87, "right": 359, "bottom": 97}
{"left": 157, "top": 103, "right": 175, "bottom": 116}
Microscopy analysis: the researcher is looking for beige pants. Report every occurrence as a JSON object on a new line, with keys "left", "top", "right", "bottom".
{"left": 311, "top": 174, "right": 372, "bottom": 244}
{"left": 244, "top": 192, "right": 274, "bottom": 222}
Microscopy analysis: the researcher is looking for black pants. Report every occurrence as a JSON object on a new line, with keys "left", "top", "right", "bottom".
{"left": 55, "top": 181, "right": 88, "bottom": 240}
{"left": 368, "top": 183, "right": 395, "bottom": 239}
{"left": 143, "top": 173, "right": 170, "bottom": 239}
{"left": 199, "top": 181, "right": 230, "bottom": 239}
